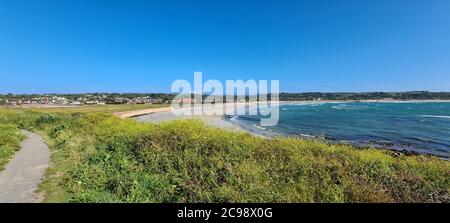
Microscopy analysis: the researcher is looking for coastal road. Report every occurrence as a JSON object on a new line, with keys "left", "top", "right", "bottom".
{"left": 0, "top": 130, "right": 50, "bottom": 203}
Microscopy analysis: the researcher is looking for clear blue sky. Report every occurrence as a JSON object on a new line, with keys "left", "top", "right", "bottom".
{"left": 1, "top": 0, "right": 449, "bottom": 93}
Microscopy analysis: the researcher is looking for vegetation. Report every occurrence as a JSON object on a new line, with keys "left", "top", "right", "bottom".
{"left": 0, "top": 93, "right": 176, "bottom": 101}
{"left": 0, "top": 106, "right": 448, "bottom": 202}
{"left": 23, "top": 104, "right": 168, "bottom": 114}
{"left": 0, "top": 93, "right": 175, "bottom": 104}
{"left": 2, "top": 91, "right": 450, "bottom": 104}
{"left": 0, "top": 110, "right": 24, "bottom": 170}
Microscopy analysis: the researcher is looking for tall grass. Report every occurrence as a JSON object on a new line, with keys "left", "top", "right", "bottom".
{"left": 25, "top": 104, "right": 168, "bottom": 114}
{"left": 0, "top": 108, "right": 449, "bottom": 202}
{"left": 0, "top": 110, "right": 24, "bottom": 170}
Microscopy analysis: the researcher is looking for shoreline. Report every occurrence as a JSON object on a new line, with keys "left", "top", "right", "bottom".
{"left": 115, "top": 106, "right": 172, "bottom": 118}
{"left": 126, "top": 101, "right": 450, "bottom": 159}
{"left": 134, "top": 112, "right": 250, "bottom": 134}
{"left": 115, "top": 99, "right": 450, "bottom": 118}
{"left": 278, "top": 99, "right": 450, "bottom": 104}
{"left": 115, "top": 102, "right": 252, "bottom": 119}
{"left": 122, "top": 99, "right": 450, "bottom": 134}
{"left": 133, "top": 110, "right": 450, "bottom": 159}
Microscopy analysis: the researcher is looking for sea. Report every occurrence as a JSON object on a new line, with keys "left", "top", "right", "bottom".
{"left": 230, "top": 101, "right": 450, "bottom": 158}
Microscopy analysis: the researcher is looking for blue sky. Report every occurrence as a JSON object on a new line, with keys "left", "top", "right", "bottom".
{"left": 1, "top": 0, "right": 449, "bottom": 93}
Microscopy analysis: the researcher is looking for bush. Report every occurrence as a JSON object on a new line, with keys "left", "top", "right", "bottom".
{"left": 59, "top": 116, "right": 450, "bottom": 203}
{"left": 0, "top": 123, "right": 24, "bottom": 170}
{"left": 36, "top": 114, "right": 60, "bottom": 127}
{"left": 1, "top": 109, "right": 449, "bottom": 203}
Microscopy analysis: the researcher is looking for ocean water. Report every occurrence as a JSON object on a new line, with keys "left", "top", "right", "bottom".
{"left": 231, "top": 102, "right": 450, "bottom": 158}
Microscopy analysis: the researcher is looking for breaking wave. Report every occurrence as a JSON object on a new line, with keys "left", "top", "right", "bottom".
{"left": 419, "top": 115, "right": 450, "bottom": 119}
{"left": 331, "top": 104, "right": 369, "bottom": 110}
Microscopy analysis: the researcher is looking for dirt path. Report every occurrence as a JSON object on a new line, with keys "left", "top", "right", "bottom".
{"left": 0, "top": 130, "right": 50, "bottom": 203}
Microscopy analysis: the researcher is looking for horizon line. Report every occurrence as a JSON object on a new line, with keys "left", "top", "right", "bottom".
{"left": 1, "top": 90, "right": 450, "bottom": 95}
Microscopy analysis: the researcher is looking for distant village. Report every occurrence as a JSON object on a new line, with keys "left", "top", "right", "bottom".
{"left": 0, "top": 94, "right": 173, "bottom": 106}
{"left": 1, "top": 91, "right": 449, "bottom": 106}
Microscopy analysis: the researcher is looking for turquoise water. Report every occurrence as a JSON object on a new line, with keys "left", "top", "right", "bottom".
{"left": 232, "top": 102, "right": 450, "bottom": 158}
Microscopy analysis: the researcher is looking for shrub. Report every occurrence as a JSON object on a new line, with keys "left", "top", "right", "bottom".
{"left": 60, "top": 116, "right": 450, "bottom": 202}
{"left": 1, "top": 109, "right": 449, "bottom": 203}
{"left": 0, "top": 123, "right": 24, "bottom": 170}
{"left": 36, "top": 113, "right": 60, "bottom": 127}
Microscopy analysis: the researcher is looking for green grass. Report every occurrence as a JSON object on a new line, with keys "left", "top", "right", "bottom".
{"left": 0, "top": 111, "right": 24, "bottom": 170}
{"left": 0, "top": 107, "right": 449, "bottom": 203}
{"left": 17, "top": 103, "right": 169, "bottom": 114}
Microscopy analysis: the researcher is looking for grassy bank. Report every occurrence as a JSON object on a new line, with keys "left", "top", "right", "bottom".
{"left": 0, "top": 107, "right": 449, "bottom": 202}
{"left": 0, "top": 110, "right": 24, "bottom": 170}
{"left": 18, "top": 103, "right": 169, "bottom": 114}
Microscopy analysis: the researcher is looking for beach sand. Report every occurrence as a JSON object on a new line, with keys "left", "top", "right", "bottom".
{"left": 118, "top": 102, "right": 280, "bottom": 136}
{"left": 118, "top": 103, "right": 248, "bottom": 133}
{"left": 128, "top": 103, "right": 283, "bottom": 138}
{"left": 134, "top": 112, "right": 247, "bottom": 133}
{"left": 114, "top": 106, "right": 172, "bottom": 118}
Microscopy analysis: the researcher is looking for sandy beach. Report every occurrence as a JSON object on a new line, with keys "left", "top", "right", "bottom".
{"left": 115, "top": 99, "right": 450, "bottom": 137}
{"left": 114, "top": 106, "right": 172, "bottom": 118}
{"left": 114, "top": 102, "right": 253, "bottom": 118}
{"left": 134, "top": 112, "right": 247, "bottom": 132}
{"left": 126, "top": 103, "right": 251, "bottom": 133}
{"left": 115, "top": 102, "right": 281, "bottom": 136}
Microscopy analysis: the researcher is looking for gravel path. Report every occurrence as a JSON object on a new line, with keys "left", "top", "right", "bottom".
{"left": 0, "top": 130, "right": 50, "bottom": 203}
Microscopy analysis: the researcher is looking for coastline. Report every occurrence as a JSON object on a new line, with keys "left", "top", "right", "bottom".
{"left": 133, "top": 112, "right": 250, "bottom": 134}
{"left": 115, "top": 106, "right": 172, "bottom": 118}
{"left": 115, "top": 99, "right": 450, "bottom": 118}
{"left": 278, "top": 99, "right": 450, "bottom": 104}
{"left": 122, "top": 99, "right": 450, "bottom": 134}
{"left": 126, "top": 100, "right": 450, "bottom": 159}
{"left": 132, "top": 108, "right": 450, "bottom": 159}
